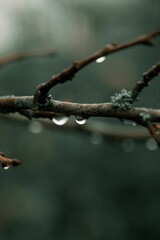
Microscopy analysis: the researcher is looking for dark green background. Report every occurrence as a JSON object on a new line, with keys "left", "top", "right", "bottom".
{"left": 0, "top": 1, "right": 160, "bottom": 239}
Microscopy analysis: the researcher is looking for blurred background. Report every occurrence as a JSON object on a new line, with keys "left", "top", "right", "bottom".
{"left": 0, "top": 0, "right": 160, "bottom": 239}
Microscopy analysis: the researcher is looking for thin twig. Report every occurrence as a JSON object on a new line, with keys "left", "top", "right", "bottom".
{"left": 131, "top": 63, "right": 160, "bottom": 103}
{"left": 0, "top": 49, "right": 56, "bottom": 67}
{"left": 34, "top": 29, "right": 160, "bottom": 105}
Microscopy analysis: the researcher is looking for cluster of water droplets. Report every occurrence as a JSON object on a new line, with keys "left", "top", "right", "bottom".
{"left": 51, "top": 115, "right": 87, "bottom": 126}
{"left": 27, "top": 115, "right": 88, "bottom": 130}
{"left": 51, "top": 115, "right": 88, "bottom": 126}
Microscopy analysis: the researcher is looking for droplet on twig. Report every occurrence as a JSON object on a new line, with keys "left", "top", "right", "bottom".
{"left": 2, "top": 165, "right": 10, "bottom": 170}
{"left": 75, "top": 116, "right": 87, "bottom": 125}
{"left": 96, "top": 56, "right": 106, "bottom": 63}
{"left": 52, "top": 116, "right": 68, "bottom": 126}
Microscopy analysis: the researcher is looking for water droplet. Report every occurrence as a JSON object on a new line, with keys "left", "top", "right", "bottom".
{"left": 146, "top": 138, "right": 158, "bottom": 151}
{"left": 3, "top": 165, "right": 10, "bottom": 170}
{"left": 75, "top": 116, "right": 87, "bottom": 125}
{"left": 90, "top": 133, "right": 103, "bottom": 145}
{"left": 52, "top": 116, "right": 68, "bottom": 126}
{"left": 121, "top": 139, "right": 135, "bottom": 152}
{"left": 28, "top": 121, "right": 43, "bottom": 134}
{"left": 96, "top": 56, "right": 106, "bottom": 63}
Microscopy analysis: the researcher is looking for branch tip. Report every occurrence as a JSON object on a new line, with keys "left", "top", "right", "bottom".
{"left": 0, "top": 152, "right": 21, "bottom": 170}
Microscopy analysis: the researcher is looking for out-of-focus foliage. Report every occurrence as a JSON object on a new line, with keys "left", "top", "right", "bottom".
{"left": 0, "top": 1, "right": 160, "bottom": 239}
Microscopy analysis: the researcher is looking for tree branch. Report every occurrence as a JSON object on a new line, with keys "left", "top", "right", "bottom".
{"left": 34, "top": 29, "right": 160, "bottom": 105}
{"left": 0, "top": 96, "right": 160, "bottom": 124}
{"left": 110, "top": 63, "right": 160, "bottom": 111}
{"left": 0, "top": 29, "right": 160, "bottom": 169}
{"left": 131, "top": 63, "right": 160, "bottom": 103}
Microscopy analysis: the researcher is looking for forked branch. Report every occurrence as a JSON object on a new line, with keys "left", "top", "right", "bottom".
{"left": 34, "top": 29, "right": 160, "bottom": 105}
{"left": 0, "top": 29, "right": 160, "bottom": 169}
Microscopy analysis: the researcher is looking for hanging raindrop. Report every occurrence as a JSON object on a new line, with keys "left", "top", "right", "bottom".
{"left": 96, "top": 56, "right": 106, "bottom": 63}
{"left": 3, "top": 165, "right": 10, "bottom": 170}
{"left": 75, "top": 116, "right": 87, "bottom": 125}
{"left": 52, "top": 115, "right": 69, "bottom": 126}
